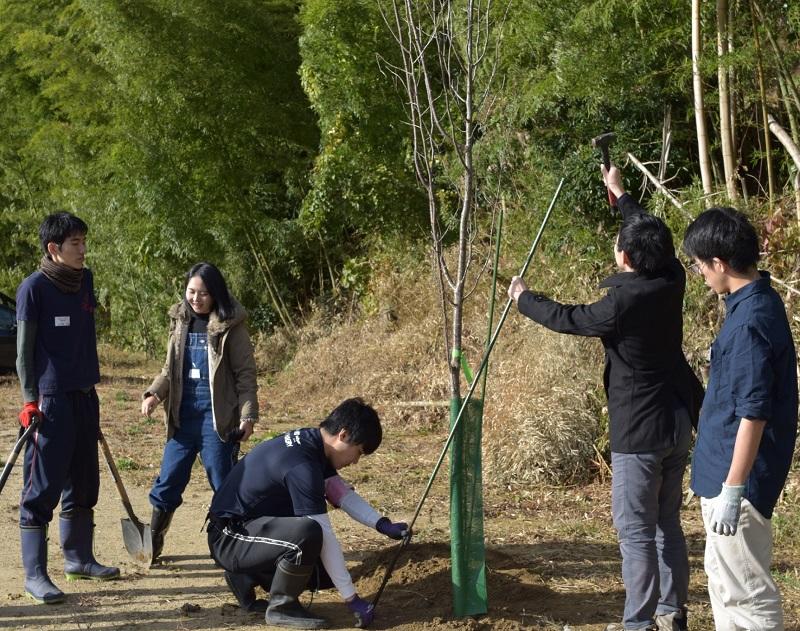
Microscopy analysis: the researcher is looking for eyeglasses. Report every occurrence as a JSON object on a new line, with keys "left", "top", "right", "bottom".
{"left": 688, "top": 261, "right": 706, "bottom": 275}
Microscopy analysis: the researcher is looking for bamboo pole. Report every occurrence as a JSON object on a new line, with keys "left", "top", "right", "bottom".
{"left": 749, "top": 0, "right": 774, "bottom": 209}
{"left": 693, "top": 0, "right": 714, "bottom": 196}
{"left": 626, "top": 152, "right": 692, "bottom": 220}
{"left": 245, "top": 233, "right": 297, "bottom": 336}
{"left": 771, "top": 276, "right": 800, "bottom": 298}
{"left": 778, "top": 74, "right": 800, "bottom": 147}
{"left": 480, "top": 197, "right": 504, "bottom": 401}
{"left": 767, "top": 114, "right": 800, "bottom": 221}
{"left": 717, "top": 0, "right": 739, "bottom": 200}
{"left": 753, "top": 1, "right": 800, "bottom": 115}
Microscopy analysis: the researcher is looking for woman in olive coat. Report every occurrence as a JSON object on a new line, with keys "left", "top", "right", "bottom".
{"left": 142, "top": 262, "right": 259, "bottom": 562}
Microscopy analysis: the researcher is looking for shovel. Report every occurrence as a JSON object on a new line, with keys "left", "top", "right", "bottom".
{"left": 0, "top": 416, "right": 41, "bottom": 496}
{"left": 98, "top": 429, "right": 153, "bottom": 564}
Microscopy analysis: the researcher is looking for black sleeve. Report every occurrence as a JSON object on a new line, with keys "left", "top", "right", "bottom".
{"left": 617, "top": 192, "right": 647, "bottom": 220}
{"left": 517, "top": 290, "right": 618, "bottom": 338}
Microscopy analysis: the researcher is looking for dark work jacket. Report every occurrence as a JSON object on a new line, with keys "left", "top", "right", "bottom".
{"left": 517, "top": 194, "right": 704, "bottom": 453}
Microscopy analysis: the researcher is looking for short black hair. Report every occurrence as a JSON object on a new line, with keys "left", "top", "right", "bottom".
{"left": 39, "top": 212, "right": 88, "bottom": 256}
{"left": 319, "top": 398, "right": 382, "bottom": 455}
{"left": 682, "top": 207, "right": 759, "bottom": 273}
{"left": 616, "top": 213, "right": 674, "bottom": 275}
{"left": 185, "top": 262, "right": 235, "bottom": 320}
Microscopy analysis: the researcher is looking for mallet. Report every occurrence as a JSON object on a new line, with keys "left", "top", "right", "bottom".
{"left": 592, "top": 131, "right": 617, "bottom": 207}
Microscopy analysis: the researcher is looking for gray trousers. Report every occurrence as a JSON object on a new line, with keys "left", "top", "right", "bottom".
{"left": 611, "top": 404, "right": 692, "bottom": 629}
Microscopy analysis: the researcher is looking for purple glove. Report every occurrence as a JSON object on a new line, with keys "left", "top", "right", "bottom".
{"left": 376, "top": 516, "right": 410, "bottom": 541}
{"left": 347, "top": 595, "right": 374, "bottom": 628}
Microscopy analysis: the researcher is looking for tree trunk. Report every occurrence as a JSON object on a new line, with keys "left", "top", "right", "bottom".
{"left": 717, "top": 0, "right": 738, "bottom": 199}
{"left": 778, "top": 74, "right": 800, "bottom": 147}
{"left": 749, "top": 0, "right": 774, "bottom": 208}
{"left": 727, "top": 0, "right": 737, "bottom": 156}
{"left": 753, "top": 1, "right": 800, "bottom": 116}
{"left": 693, "top": 0, "right": 714, "bottom": 196}
{"left": 768, "top": 114, "right": 800, "bottom": 221}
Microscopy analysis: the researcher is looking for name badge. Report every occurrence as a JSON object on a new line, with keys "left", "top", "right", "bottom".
{"left": 190, "top": 368, "right": 201, "bottom": 380}
{"left": 55, "top": 316, "right": 71, "bottom": 327}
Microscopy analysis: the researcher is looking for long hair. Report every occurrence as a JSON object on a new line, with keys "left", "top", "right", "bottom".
{"left": 184, "top": 262, "right": 234, "bottom": 321}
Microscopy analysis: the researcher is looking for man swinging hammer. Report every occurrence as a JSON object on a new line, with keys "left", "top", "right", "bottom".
{"left": 508, "top": 161, "right": 703, "bottom": 630}
{"left": 207, "top": 398, "right": 409, "bottom": 628}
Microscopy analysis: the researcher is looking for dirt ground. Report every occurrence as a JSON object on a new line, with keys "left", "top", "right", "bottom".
{"left": 0, "top": 365, "right": 798, "bottom": 631}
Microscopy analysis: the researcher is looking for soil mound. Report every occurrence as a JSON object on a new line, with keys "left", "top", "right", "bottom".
{"left": 351, "top": 542, "right": 575, "bottom": 630}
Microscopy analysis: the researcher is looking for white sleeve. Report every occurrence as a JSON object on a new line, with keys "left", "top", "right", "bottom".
{"left": 325, "top": 475, "right": 382, "bottom": 529}
{"left": 338, "top": 490, "right": 382, "bottom": 529}
{"left": 306, "top": 513, "right": 356, "bottom": 601}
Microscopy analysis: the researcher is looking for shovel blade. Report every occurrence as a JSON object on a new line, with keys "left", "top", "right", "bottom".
{"left": 121, "top": 517, "right": 153, "bottom": 565}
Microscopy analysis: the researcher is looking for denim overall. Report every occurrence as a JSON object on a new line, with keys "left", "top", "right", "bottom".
{"left": 150, "top": 332, "right": 238, "bottom": 512}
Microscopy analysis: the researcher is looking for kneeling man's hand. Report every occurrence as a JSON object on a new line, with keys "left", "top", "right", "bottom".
{"left": 347, "top": 595, "right": 375, "bottom": 628}
{"left": 376, "top": 517, "right": 410, "bottom": 541}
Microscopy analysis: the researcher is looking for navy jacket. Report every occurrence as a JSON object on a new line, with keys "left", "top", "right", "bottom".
{"left": 517, "top": 194, "right": 704, "bottom": 453}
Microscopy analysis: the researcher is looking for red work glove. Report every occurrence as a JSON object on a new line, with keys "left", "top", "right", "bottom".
{"left": 18, "top": 402, "right": 41, "bottom": 429}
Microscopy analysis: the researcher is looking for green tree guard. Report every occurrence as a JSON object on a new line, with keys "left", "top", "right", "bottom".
{"left": 449, "top": 396, "right": 488, "bottom": 617}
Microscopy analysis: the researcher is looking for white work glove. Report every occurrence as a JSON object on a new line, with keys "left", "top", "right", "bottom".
{"left": 709, "top": 483, "right": 745, "bottom": 536}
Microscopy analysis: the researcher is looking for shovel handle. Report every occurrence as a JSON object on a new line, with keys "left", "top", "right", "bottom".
{"left": 98, "top": 430, "right": 139, "bottom": 524}
{"left": 0, "top": 417, "right": 41, "bottom": 495}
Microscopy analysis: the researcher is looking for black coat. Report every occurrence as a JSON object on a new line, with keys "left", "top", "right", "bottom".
{"left": 517, "top": 194, "right": 704, "bottom": 453}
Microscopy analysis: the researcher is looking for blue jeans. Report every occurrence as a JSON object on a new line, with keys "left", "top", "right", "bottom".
{"left": 150, "top": 333, "right": 237, "bottom": 512}
{"left": 611, "top": 402, "right": 692, "bottom": 629}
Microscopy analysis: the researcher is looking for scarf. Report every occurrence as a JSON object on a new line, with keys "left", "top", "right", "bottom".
{"left": 40, "top": 256, "right": 84, "bottom": 294}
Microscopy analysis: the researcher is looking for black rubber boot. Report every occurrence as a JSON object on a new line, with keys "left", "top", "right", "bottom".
{"left": 265, "top": 559, "right": 328, "bottom": 629}
{"left": 150, "top": 507, "right": 174, "bottom": 564}
{"left": 60, "top": 509, "right": 120, "bottom": 581}
{"left": 20, "top": 525, "right": 65, "bottom": 604}
{"left": 224, "top": 570, "right": 269, "bottom": 613}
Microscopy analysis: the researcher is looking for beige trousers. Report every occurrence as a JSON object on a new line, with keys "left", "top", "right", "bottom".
{"left": 700, "top": 497, "right": 784, "bottom": 631}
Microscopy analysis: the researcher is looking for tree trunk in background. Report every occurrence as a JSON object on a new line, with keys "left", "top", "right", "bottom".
{"left": 749, "top": 0, "right": 774, "bottom": 209}
{"left": 778, "top": 74, "right": 800, "bottom": 147}
{"left": 717, "top": 0, "right": 738, "bottom": 199}
{"left": 693, "top": 0, "right": 714, "bottom": 197}
{"left": 768, "top": 114, "right": 800, "bottom": 221}
{"left": 727, "top": 0, "right": 737, "bottom": 156}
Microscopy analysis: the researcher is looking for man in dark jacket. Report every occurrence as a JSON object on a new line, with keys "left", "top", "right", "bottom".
{"left": 508, "top": 165, "right": 703, "bottom": 631}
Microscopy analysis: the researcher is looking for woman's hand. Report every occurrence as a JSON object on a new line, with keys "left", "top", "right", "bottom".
{"left": 142, "top": 394, "right": 160, "bottom": 417}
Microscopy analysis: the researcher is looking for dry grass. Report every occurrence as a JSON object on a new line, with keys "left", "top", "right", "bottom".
{"left": 259, "top": 250, "right": 609, "bottom": 486}
{"left": 482, "top": 331, "right": 605, "bottom": 485}
{"left": 260, "top": 257, "right": 450, "bottom": 429}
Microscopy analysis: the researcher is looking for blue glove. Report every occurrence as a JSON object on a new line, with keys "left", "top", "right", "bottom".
{"left": 376, "top": 516, "right": 410, "bottom": 541}
{"left": 347, "top": 595, "right": 374, "bottom": 628}
{"left": 709, "top": 483, "right": 745, "bottom": 536}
